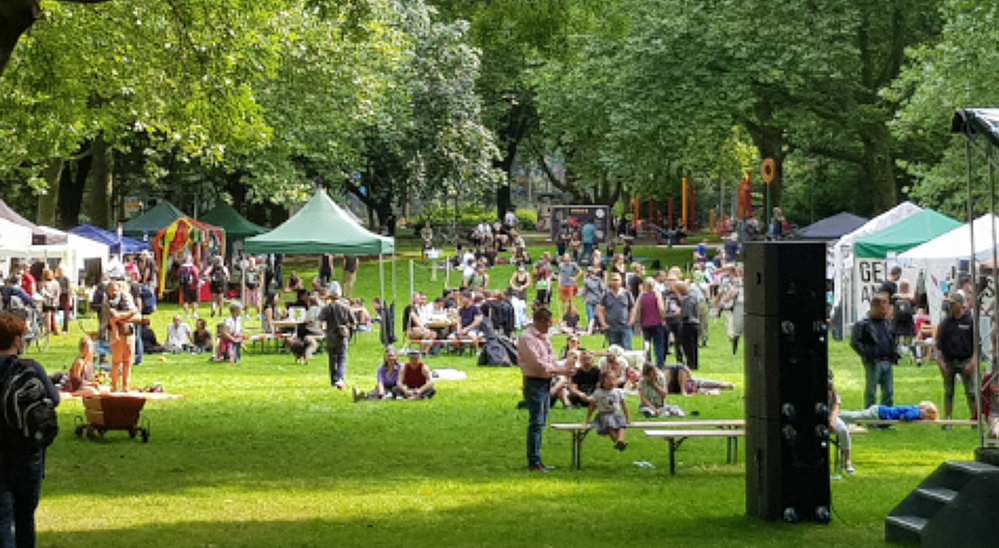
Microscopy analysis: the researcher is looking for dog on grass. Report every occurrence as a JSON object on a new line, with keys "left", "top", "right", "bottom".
{"left": 284, "top": 337, "right": 310, "bottom": 364}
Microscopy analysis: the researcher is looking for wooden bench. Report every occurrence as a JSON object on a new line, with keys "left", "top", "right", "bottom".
{"left": 406, "top": 338, "right": 484, "bottom": 355}
{"left": 645, "top": 428, "right": 746, "bottom": 475}
{"left": 246, "top": 332, "right": 289, "bottom": 353}
{"left": 550, "top": 420, "right": 744, "bottom": 470}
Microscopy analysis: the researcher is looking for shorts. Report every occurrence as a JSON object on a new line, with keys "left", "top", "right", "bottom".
{"left": 559, "top": 285, "right": 576, "bottom": 300}
{"left": 183, "top": 287, "right": 198, "bottom": 304}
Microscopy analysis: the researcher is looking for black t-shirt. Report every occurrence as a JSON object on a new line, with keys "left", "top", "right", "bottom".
{"left": 571, "top": 366, "right": 601, "bottom": 394}
{"left": 936, "top": 313, "right": 974, "bottom": 361}
{"left": 879, "top": 279, "right": 898, "bottom": 298}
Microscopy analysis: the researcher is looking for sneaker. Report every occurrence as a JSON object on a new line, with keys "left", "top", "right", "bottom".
{"left": 529, "top": 464, "right": 553, "bottom": 473}
{"left": 615, "top": 440, "right": 628, "bottom": 451}
{"left": 334, "top": 380, "right": 345, "bottom": 390}
{"left": 352, "top": 387, "right": 365, "bottom": 403}
{"left": 846, "top": 464, "right": 856, "bottom": 475}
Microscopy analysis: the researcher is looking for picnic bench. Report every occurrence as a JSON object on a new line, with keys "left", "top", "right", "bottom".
{"left": 644, "top": 428, "right": 746, "bottom": 475}
{"left": 551, "top": 420, "right": 744, "bottom": 471}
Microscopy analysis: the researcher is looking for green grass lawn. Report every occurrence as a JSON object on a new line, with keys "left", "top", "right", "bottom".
{"left": 31, "top": 243, "right": 979, "bottom": 547}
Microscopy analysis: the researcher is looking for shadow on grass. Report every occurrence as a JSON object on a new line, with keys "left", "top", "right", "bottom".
{"left": 40, "top": 496, "right": 889, "bottom": 548}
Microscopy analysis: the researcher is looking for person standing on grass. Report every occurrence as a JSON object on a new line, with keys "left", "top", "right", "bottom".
{"left": 598, "top": 273, "right": 635, "bottom": 350}
{"left": 343, "top": 256, "right": 359, "bottom": 298}
{"left": 177, "top": 255, "right": 200, "bottom": 319}
{"left": 518, "top": 307, "right": 577, "bottom": 472}
{"left": 935, "top": 292, "right": 978, "bottom": 423}
{"left": 101, "top": 280, "right": 139, "bottom": 392}
{"left": 630, "top": 278, "right": 666, "bottom": 369}
{"left": 556, "top": 253, "right": 582, "bottom": 320}
{"left": 0, "top": 312, "right": 60, "bottom": 548}
{"left": 850, "top": 295, "right": 897, "bottom": 408}
{"left": 319, "top": 285, "right": 355, "bottom": 390}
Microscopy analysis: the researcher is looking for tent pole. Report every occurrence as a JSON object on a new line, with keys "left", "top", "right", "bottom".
{"left": 379, "top": 254, "right": 385, "bottom": 306}
{"left": 966, "top": 137, "right": 982, "bottom": 444}
{"left": 984, "top": 142, "right": 997, "bottom": 446}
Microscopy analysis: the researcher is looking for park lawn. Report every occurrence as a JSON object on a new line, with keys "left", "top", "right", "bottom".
{"left": 30, "top": 243, "right": 978, "bottom": 547}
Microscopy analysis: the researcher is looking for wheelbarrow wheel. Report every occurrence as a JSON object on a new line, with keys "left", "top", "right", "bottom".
{"left": 74, "top": 424, "right": 85, "bottom": 437}
{"left": 140, "top": 428, "right": 150, "bottom": 443}
{"left": 85, "top": 425, "right": 98, "bottom": 440}
{"left": 129, "top": 428, "right": 137, "bottom": 439}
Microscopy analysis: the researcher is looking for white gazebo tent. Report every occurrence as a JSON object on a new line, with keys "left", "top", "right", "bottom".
{"left": 832, "top": 201, "right": 923, "bottom": 328}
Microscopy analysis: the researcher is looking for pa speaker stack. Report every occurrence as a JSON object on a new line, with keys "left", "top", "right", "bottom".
{"left": 744, "top": 241, "right": 830, "bottom": 523}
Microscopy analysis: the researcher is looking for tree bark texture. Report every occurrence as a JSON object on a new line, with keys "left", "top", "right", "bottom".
{"left": 87, "top": 134, "right": 114, "bottom": 227}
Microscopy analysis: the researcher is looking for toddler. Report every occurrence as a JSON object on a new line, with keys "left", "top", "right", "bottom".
{"left": 586, "top": 371, "right": 632, "bottom": 451}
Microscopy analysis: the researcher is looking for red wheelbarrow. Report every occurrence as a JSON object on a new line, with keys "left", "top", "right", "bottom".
{"left": 74, "top": 394, "right": 150, "bottom": 442}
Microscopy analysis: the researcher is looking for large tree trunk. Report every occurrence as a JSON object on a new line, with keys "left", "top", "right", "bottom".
{"left": 87, "top": 135, "right": 114, "bottom": 227}
{"left": 36, "top": 159, "right": 63, "bottom": 225}
{"left": 58, "top": 153, "right": 92, "bottom": 227}
{"left": 862, "top": 126, "right": 897, "bottom": 212}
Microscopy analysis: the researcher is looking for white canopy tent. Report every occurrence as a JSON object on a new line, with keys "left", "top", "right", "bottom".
{"left": 900, "top": 214, "right": 999, "bottom": 323}
{"left": 0, "top": 229, "right": 110, "bottom": 283}
{"left": 832, "top": 201, "right": 924, "bottom": 327}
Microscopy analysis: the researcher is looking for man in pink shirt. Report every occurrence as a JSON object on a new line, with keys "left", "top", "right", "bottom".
{"left": 518, "top": 307, "right": 577, "bottom": 472}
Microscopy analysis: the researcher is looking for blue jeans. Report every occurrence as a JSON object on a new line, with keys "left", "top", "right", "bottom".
{"left": 642, "top": 325, "right": 666, "bottom": 369}
{"left": 606, "top": 328, "right": 633, "bottom": 350}
{"left": 524, "top": 377, "right": 552, "bottom": 467}
{"left": 585, "top": 303, "right": 598, "bottom": 330}
{"left": 0, "top": 450, "right": 44, "bottom": 548}
{"left": 134, "top": 333, "right": 144, "bottom": 366}
{"left": 327, "top": 344, "right": 348, "bottom": 386}
{"left": 864, "top": 360, "right": 894, "bottom": 408}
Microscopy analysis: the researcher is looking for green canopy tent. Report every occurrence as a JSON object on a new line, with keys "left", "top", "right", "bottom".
{"left": 244, "top": 190, "right": 397, "bottom": 346}
{"left": 201, "top": 202, "right": 269, "bottom": 254}
{"left": 122, "top": 201, "right": 187, "bottom": 240}
{"left": 853, "top": 209, "right": 961, "bottom": 259}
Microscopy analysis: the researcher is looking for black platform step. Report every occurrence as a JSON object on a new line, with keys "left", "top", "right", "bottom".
{"left": 915, "top": 487, "right": 957, "bottom": 504}
{"left": 886, "top": 515, "right": 928, "bottom": 533}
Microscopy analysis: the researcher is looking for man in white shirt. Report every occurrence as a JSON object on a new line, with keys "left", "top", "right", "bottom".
{"left": 165, "top": 314, "right": 192, "bottom": 353}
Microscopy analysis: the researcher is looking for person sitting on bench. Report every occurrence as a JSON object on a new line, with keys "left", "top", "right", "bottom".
{"left": 828, "top": 370, "right": 854, "bottom": 474}
{"left": 838, "top": 401, "right": 939, "bottom": 422}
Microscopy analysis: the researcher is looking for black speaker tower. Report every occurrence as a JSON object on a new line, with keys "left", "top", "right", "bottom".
{"left": 744, "top": 241, "right": 831, "bottom": 523}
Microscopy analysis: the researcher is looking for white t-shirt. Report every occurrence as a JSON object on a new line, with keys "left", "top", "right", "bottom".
{"left": 223, "top": 315, "right": 244, "bottom": 336}
{"left": 166, "top": 323, "right": 192, "bottom": 349}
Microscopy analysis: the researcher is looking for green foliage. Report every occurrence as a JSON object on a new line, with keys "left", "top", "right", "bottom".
{"left": 890, "top": 0, "right": 999, "bottom": 212}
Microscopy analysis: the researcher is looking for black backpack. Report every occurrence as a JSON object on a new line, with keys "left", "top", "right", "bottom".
{"left": 139, "top": 284, "right": 157, "bottom": 315}
{"left": 894, "top": 297, "right": 914, "bottom": 323}
{"left": 0, "top": 357, "right": 59, "bottom": 453}
{"left": 210, "top": 267, "right": 227, "bottom": 292}
{"left": 178, "top": 266, "right": 194, "bottom": 288}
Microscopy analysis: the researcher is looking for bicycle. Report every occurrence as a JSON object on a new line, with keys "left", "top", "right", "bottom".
{"left": 24, "top": 303, "right": 50, "bottom": 353}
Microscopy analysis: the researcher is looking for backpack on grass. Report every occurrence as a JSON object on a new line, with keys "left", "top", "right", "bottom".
{"left": 0, "top": 356, "right": 59, "bottom": 453}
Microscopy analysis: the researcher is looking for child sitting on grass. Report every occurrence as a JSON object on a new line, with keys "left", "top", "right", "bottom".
{"left": 192, "top": 318, "right": 213, "bottom": 354}
{"left": 586, "top": 371, "right": 632, "bottom": 451}
{"left": 638, "top": 364, "right": 669, "bottom": 417}
{"left": 213, "top": 324, "right": 240, "bottom": 363}
{"left": 838, "top": 401, "right": 939, "bottom": 422}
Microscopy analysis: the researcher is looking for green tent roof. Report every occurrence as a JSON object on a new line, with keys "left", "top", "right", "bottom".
{"left": 244, "top": 190, "right": 394, "bottom": 255}
{"left": 201, "top": 202, "right": 268, "bottom": 241}
{"left": 122, "top": 201, "right": 186, "bottom": 239}
{"left": 853, "top": 209, "right": 961, "bottom": 259}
